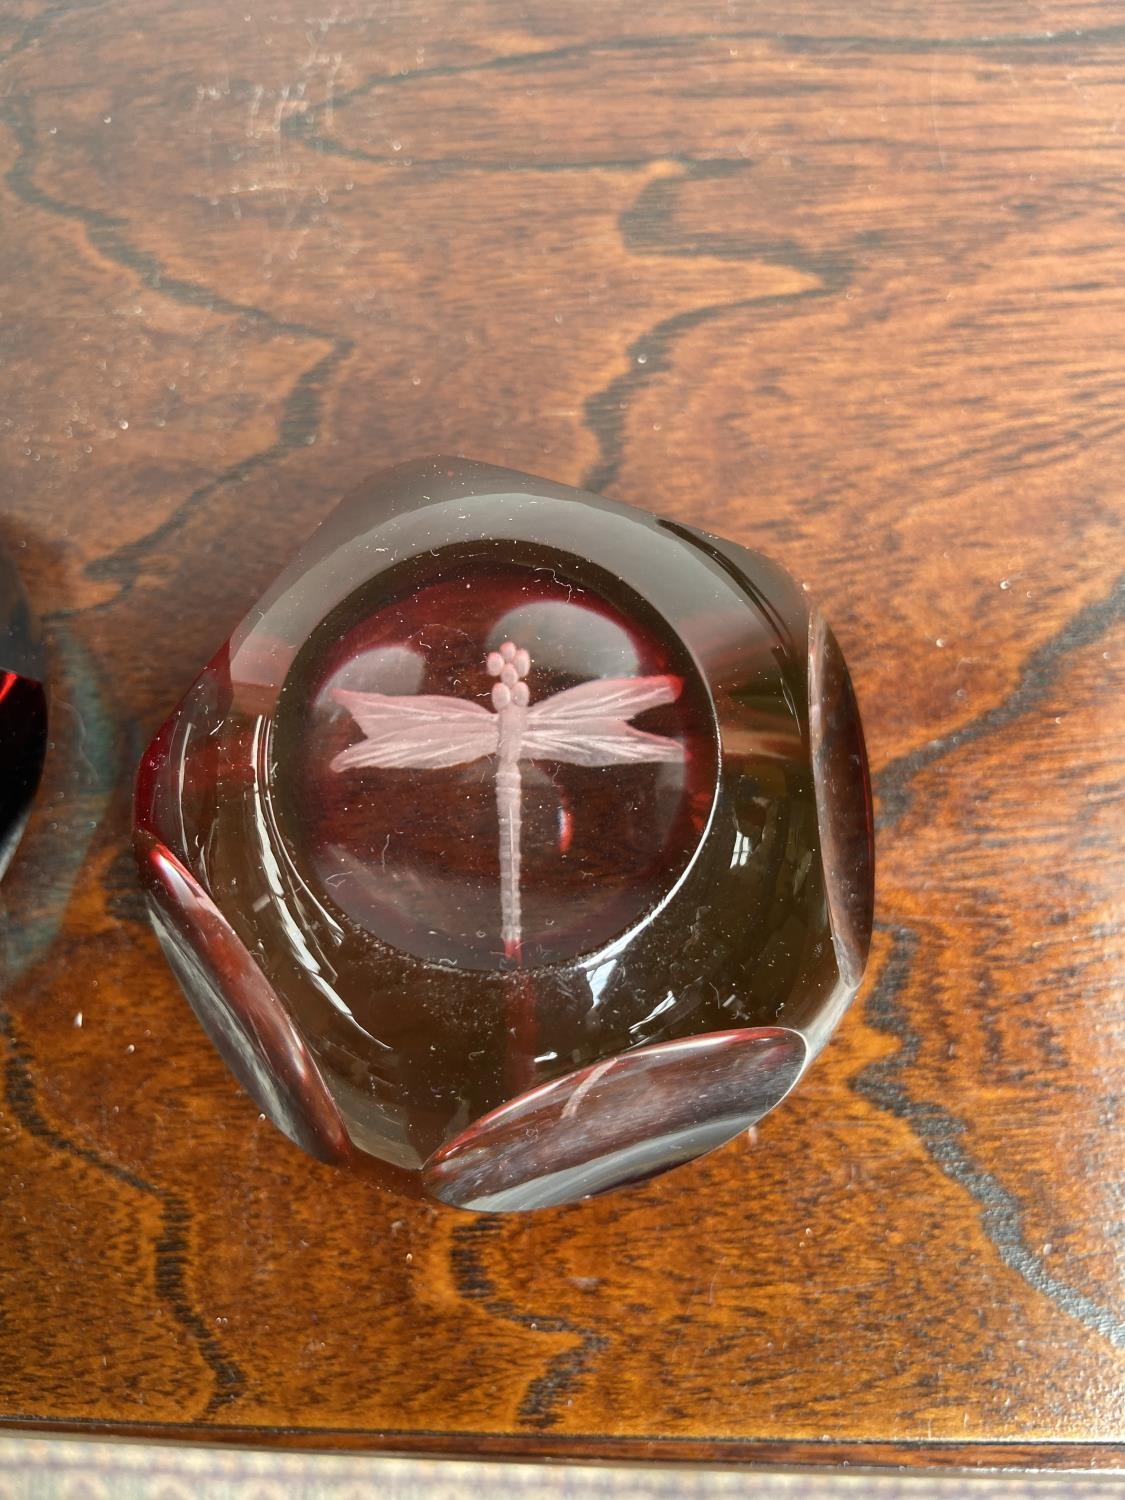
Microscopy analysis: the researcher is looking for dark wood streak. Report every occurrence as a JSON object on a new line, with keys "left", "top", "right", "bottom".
{"left": 0, "top": 997, "right": 246, "bottom": 1413}
{"left": 583, "top": 288, "right": 835, "bottom": 497}
{"left": 1, "top": 98, "right": 353, "bottom": 613}
{"left": 619, "top": 159, "right": 855, "bottom": 283}
{"left": 579, "top": 159, "right": 852, "bottom": 494}
{"left": 450, "top": 1217, "right": 610, "bottom": 1430}
{"left": 1, "top": 0, "right": 109, "bottom": 63}
{"left": 777, "top": 24, "right": 1125, "bottom": 54}
{"left": 286, "top": 23, "right": 1125, "bottom": 135}
{"left": 874, "top": 572, "right": 1125, "bottom": 829}
{"left": 854, "top": 925, "right": 1125, "bottom": 1350}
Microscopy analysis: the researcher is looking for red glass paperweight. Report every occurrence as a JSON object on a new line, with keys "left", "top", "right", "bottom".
{"left": 135, "top": 458, "right": 874, "bottom": 1210}
{"left": 0, "top": 541, "right": 47, "bottom": 879}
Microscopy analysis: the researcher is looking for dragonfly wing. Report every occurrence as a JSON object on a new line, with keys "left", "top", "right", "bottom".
{"left": 521, "top": 718, "right": 684, "bottom": 767}
{"left": 526, "top": 675, "right": 682, "bottom": 723}
{"left": 330, "top": 689, "right": 499, "bottom": 771}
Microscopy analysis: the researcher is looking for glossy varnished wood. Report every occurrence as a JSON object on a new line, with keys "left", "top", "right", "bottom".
{"left": 0, "top": 0, "right": 1122, "bottom": 1468}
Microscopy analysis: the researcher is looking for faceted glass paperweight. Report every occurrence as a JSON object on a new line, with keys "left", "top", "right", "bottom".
{"left": 0, "top": 541, "right": 47, "bottom": 880}
{"left": 135, "top": 458, "right": 874, "bottom": 1210}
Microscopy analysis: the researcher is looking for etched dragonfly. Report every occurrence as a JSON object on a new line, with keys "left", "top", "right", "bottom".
{"left": 330, "top": 641, "right": 685, "bottom": 960}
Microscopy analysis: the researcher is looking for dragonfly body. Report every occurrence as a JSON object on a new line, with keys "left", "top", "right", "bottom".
{"left": 331, "top": 640, "right": 684, "bottom": 962}
{"left": 493, "top": 677, "right": 527, "bottom": 958}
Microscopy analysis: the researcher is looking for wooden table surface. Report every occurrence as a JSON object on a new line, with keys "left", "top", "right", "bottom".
{"left": 1, "top": 0, "right": 1123, "bottom": 1471}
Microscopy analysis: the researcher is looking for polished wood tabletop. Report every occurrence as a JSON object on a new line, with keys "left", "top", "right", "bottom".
{"left": 1, "top": 0, "right": 1122, "bottom": 1470}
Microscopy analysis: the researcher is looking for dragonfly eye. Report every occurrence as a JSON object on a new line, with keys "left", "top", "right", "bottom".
{"left": 512, "top": 681, "right": 530, "bottom": 707}
{"left": 491, "top": 682, "right": 512, "bottom": 710}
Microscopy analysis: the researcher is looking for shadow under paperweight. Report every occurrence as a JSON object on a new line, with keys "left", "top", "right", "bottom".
{"left": 0, "top": 539, "right": 47, "bottom": 880}
{"left": 135, "top": 457, "right": 874, "bottom": 1210}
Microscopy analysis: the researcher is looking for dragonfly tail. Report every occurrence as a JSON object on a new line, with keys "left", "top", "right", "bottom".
{"left": 495, "top": 759, "right": 522, "bottom": 963}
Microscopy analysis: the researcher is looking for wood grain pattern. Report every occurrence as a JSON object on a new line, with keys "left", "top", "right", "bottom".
{"left": 1, "top": 0, "right": 1123, "bottom": 1468}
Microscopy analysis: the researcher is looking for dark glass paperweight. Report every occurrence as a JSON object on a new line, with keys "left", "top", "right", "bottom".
{"left": 136, "top": 458, "right": 874, "bottom": 1210}
{"left": 0, "top": 541, "right": 47, "bottom": 879}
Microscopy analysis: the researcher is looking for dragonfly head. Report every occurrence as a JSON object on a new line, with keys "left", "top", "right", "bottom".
{"left": 488, "top": 641, "right": 531, "bottom": 710}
